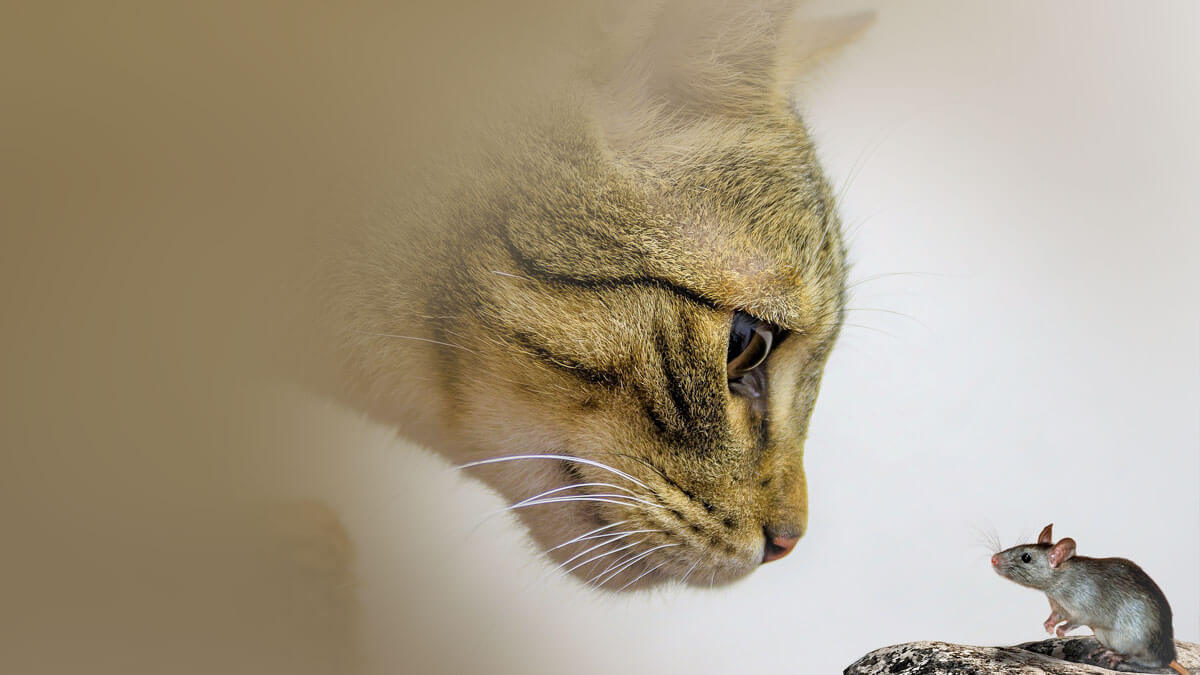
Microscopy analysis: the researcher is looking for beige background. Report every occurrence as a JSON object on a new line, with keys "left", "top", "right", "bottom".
{"left": 3, "top": 1, "right": 1197, "bottom": 674}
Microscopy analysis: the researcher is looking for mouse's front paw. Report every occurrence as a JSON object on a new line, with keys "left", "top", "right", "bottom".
{"left": 1044, "top": 610, "right": 1068, "bottom": 635}
{"left": 1055, "top": 622, "right": 1079, "bottom": 638}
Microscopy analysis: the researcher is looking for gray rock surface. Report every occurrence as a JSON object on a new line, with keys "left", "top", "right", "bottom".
{"left": 845, "top": 637, "right": 1199, "bottom": 674}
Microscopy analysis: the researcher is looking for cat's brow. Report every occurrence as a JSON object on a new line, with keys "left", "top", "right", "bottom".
{"left": 498, "top": 225, "right": 722, "bottom": 311}
{"left": 508, "top": 330, "right": 622, "bottom": 388}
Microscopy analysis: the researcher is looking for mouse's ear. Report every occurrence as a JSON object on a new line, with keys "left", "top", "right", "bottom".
{"left": 1048, "top": 538, "right": 1076, "bottom": 568}
{"left": 1037, "top": 523, "right": 1054, "bottom": 545}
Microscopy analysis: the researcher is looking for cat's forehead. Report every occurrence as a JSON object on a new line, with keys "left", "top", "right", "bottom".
{"left": 648, "top": 179, "right": 846, "bottom": 336}
{"left": 502, "top": 111, "right": 846, "bottom": 336}
{"left": 646, "top": 119, "right": 845, "bottom": 332}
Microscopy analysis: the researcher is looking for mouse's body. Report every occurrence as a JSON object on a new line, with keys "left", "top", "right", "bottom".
{"left": 992, "top": 524, "right": 1187, "bottom": 675}
{"left": 1044, "top": 555, "right": 1176, "bottom": 665}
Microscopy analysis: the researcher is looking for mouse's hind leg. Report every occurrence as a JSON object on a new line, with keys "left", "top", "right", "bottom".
{"left": 1085, "top": 645, "right": 1128, "bottom": 671}
{"left": 1118, "top": 653, "right": 1191, "bottom": 675}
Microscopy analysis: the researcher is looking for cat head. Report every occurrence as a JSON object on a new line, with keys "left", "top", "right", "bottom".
{"left": 336, "top": 0, "right": 870, "bottom": 590}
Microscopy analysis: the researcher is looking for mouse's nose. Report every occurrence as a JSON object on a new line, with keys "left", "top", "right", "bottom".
{"left": 762, "top": 532, "right": 800, "bottom": 564}
{"left": 990, "top": 554, "right": 1000, "bottom": 566}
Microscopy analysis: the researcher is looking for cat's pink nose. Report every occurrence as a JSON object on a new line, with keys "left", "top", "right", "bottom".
{"left": 762, "top": 534, "right": 800, "bottom": 563}
{"left": 991, "top": 554, "right": 1000, "bottom": 566}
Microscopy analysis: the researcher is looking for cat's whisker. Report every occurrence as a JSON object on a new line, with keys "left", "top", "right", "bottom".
{"left": 564, "top": 538, "right": 645, "bottom": 576}
{"left": 580, "top": 540, "right": 648, "bottom": 578}
{"left": 353, "top": 329, "right": 478, "bottom": 354}
{"left": 841, "top": 210, "right": 884, "bottom": 250}
{"left": 586, "top": 547, "right": 642, "bottom": 584}
{"left": 807, "top": 321, "right": 898, "bottom": 339}
{"left": 844, "top": 271, "right": 942, "bottom": 292}
{"left": 843, "top": 306, "right": 926, "bottom": 328}
{"left": 616, "top": 559, "right": 671, "bottom": 592}
{"left": 555, "top": 533, "right": 643, "bottom": 573}
{"left": 600, "top": 452, "right": 671, "bottom": 484}
{"left": 591, "top": 544, "right": 680, "bottom": 589}
{"left": 834, "top": 127, "right": 890, "bottom": 209}
{"left": 841, "top": 322, "right": 899, "bottom": 339}
{"left": 470, "top": 482, "right": 643, "bottom": 530}
{"left": 545, "top": 520, "right": 628, "bottom": 553}
{"left": 506, "top": 495, "right": 665, "bottom": 515}
{"left": 591, "top": 548, "right": 653, "bottom": 588}
{"left": 510, "top": 483, "right": 641, "bottom": 508}
{"left": 805, "top": 218, "right": 832, "bottom": 269}
{"left": 457, "top": 454, "right": 653, "bottom": 492}
{"left": 559, "top": 528, "right": 662, "bottom": 550}
{"left": 591, "top": 543, "right": 679, "bottom": 589}
{"left": 578, "top": 542, "right": 626, "bottom": 577}
{"left": 678, "top": 558, "right": 702, "bottom": 585}
{"left": 491, "top": 269, "right": 530, "bottom": 280}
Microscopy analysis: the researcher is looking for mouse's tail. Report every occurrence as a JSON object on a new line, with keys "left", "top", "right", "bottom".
{"left": 1169, "top": 660, "right": 1189, "bottom": 675}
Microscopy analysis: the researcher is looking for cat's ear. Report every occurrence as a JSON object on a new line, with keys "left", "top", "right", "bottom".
{"left": 604, "top": 1, "right": 873, "bottom": 117}
{"left": 1038, "top": 523, "right": 1054, "bottom": 545}
{"left": 773, "top": 10, "right": 875, "bottom": 100}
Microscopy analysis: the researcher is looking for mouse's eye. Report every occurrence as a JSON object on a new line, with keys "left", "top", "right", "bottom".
{"left": 1021, "top": 552, "right": 1032, "bottom": 563}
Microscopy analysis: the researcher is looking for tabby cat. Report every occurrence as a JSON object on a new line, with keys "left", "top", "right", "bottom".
{"left": 327, "top": 0, "right": 870, "bottom": 591}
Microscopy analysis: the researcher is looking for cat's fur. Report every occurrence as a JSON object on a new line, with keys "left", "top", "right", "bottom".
{"left": 326, "top": 0, "right": 870, "bottom": 590}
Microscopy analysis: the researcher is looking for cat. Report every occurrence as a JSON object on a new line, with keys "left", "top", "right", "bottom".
{"left": 323, "top": 0, "right": 871, "bottom": 591}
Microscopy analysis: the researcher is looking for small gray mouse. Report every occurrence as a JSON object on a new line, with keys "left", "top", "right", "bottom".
{"left": 991, "top": 523, "right": 1188, "bottom": 675}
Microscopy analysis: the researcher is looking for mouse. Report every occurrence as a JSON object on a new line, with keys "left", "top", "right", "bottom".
{"left": 991, "top": 523, "right": 1188, "bottom": 675}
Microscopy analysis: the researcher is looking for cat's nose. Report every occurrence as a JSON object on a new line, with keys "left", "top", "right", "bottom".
{"left": 761, "top": 531, "right": 800, "bottom": 564}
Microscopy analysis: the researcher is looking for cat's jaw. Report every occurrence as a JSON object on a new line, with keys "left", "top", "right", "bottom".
{"left": 461, "top": 449, "right": 766, "bottom": 591}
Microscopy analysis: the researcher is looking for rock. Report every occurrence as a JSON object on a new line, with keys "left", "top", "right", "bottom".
{"left": 844, "top": 637, "right": 1199, "bottom": 674}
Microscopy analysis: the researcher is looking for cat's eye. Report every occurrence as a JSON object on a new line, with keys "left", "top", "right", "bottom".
{"left": 727, "top": 311, "right": 780, "bottom": 400}
{"left": 1021, "top": 553, "right": 1032, "bottom": 563}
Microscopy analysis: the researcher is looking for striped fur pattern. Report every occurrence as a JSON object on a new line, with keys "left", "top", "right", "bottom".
{"left": 328, "top": 1, "right": 868, "bottom": 590}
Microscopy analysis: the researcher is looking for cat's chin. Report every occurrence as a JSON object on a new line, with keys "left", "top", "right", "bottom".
{"left": 457, "top": 447, "right": 770, "bottom": 591}
{"left": 521, "top": 508, "right": 761, "bottom": 592}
